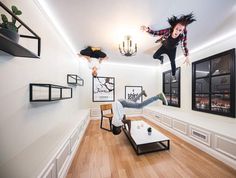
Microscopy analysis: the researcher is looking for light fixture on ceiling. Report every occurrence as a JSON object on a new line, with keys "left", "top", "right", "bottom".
{"left": 119, "top": 35, "right": 137, "bottom": 57}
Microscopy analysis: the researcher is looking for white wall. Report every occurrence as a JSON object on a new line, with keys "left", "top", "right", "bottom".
{"left": 0, "top": 0, "right": 82, "bottom": 167}
{"left": 78, "top": 59, "right": 162, "bottom": 111}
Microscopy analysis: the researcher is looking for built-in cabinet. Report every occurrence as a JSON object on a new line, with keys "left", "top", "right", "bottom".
{"left": 192, "top": 48, "right": 235, "bottom": 117}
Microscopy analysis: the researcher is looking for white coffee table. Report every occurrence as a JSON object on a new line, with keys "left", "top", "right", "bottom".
{"left": 123, "top": 120, "right": 170, "bottom": 155}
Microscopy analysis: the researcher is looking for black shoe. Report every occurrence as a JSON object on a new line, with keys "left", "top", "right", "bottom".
{"left": 159, "top": 56, "right": 164, "bottom": 64}
{"left": 141, "top": 90, "right": 147, "bottom": 97}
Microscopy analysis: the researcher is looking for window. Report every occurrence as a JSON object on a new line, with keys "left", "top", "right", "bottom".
{"left": 192, "top": 48, "right": 235, "bottom": 117}
{"left": 163, "top": 67, "right": 181, "bottom": 107}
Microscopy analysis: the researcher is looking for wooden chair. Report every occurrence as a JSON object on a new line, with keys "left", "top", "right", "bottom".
{"left": 100, "top": 104, "right": 113, "bottom": 131}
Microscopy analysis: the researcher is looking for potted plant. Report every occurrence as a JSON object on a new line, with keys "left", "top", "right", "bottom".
{"left": 0, "top": 5, "right": 22, "bottom": 43}
{"left": 147, "top": 127, "right": 152, "bottom": 135}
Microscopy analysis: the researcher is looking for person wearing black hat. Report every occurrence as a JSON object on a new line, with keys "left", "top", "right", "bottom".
{"left": 79, "top": 46, "right": 107, "bottom": 77}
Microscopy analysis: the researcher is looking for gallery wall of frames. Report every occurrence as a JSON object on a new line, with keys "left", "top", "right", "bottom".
{"left": 192, "top": 48, "right": 235, "bottom": 118}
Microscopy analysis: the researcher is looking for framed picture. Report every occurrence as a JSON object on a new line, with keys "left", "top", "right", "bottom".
{"left": 93, "top": 76, "right": 115, "bottom": 102}
{"left": 125, "top": 86, "right": 143, "bottom": 103}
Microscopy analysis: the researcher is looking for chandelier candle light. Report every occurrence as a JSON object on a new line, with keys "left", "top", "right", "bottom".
{"left": 119, "top": 35, "right": 137, "bottom": 57}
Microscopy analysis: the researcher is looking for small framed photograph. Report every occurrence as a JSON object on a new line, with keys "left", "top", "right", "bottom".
{"left": 125, "top": 86, "right": 143, "bottom": 103}
{"left": 93, "top": 76, "right": 115, "bottom": 102}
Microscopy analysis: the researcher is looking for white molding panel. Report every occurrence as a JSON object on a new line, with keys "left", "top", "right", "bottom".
{"left": 56, "top": 140, "right": 71, "bottom": 178}
{"left": 189, "top": 126, "right": 211, "bottom": 147}
{"left": 214, "top": 135, "right": 236, "bottom": 160}
{"left": 42, "top": 162, "right": 56, "bottom": 178}
{"left": 154, "top": 114, "right": 161, "bottom": 122}
{"left": 172, "top": 119, "right": 188, "bottom": 135}
{"left": 161, "top": 115, "right": 172, "bottom": 127}
{"left": 90, "top": 108, "right": 101, "bottom": 117}
{"left": 70, "top": 129, "right": 79, "bottom": 152}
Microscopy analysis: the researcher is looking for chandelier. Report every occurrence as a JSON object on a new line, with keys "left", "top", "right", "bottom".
{"left": 119, "top": 35, "right": 137, "bottom": 57}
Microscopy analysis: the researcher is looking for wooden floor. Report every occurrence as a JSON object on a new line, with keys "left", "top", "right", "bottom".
{"left": 66, "top": 117, "right": 236, "bottom": 178}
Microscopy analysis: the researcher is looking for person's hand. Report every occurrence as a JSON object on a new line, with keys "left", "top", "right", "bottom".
{"left": 183, "top": 56, "right": 191, "bottom": 65}
{"left": 140, "top": 25, "right": 148, "bottom": 32}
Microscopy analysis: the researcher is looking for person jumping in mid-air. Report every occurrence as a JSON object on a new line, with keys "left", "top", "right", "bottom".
{"left": 141, "top": 13, "right": 196, "bottom": 82}
{"left": 112, "top": 90, "right": 168, "bottom": 135}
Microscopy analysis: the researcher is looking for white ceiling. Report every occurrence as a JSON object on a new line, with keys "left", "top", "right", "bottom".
{"left": 41, "top": 0, "right": 236, "bottom": 66}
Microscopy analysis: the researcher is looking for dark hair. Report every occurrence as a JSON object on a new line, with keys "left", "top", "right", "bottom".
{"left": 168, "top": 12, "right": 196, "bottom": 28}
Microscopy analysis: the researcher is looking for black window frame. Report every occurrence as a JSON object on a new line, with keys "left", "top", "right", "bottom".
{"left": 163, "top": 67, "right": 181, "bottom": 107}
{"left": 192, "top": 48, "right": 235, "bottom": 118}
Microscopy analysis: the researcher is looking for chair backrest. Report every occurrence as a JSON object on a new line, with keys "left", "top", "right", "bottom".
{"left": 100, "top": 104, "right": 113, "bottom": 115}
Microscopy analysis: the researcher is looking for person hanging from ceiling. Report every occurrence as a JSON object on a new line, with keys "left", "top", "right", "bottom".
{"left": 112, "top": 90, "right": 168, "bottom": 135}
{"left": 141, "top": 13, "right": 196, "bottom": 82}
{"left": 79, "top": 46, "right": 108, "bottom": 77}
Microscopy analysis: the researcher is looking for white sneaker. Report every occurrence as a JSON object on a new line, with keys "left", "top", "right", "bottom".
{"left": 158, "top": 92, "right": 168, "bottom": 105}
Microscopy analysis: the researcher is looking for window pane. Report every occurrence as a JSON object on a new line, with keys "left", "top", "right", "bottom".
{"left": 171, "top": 87, "right": 179, "bottom": 94}
{"left": 211, "top": 55, "right": 231, "bottom": 75}
{"left": 164, "top": 73, "right": 171, "bottom": 83}
{"left": 164, "top": 84, "right": 170, "bottom": 93}
{"left": 211, "top": 75, "right": 230, "bottom": 93}
{"left": 195, "top": 78, "right": 209, "bottom": 93}
{"left": 171, "top": 94, "right": 179, "bottom": 105}
{"left": 165, "top": 94, "right": 171, "bottom": 104}
{"left": 172, "top": 82, "right": 178, "bottom": 88}
{"left": 211, "top": 94, "right": 230, "bottom": 113}
{"left": 175, "top": 69, "right": 180, "bottom": 81}
{"left": 195, "top": 94, "right": 209, "bottom": 110}
{"left": 196, "top": 61, "right": 210, "bottom": 78}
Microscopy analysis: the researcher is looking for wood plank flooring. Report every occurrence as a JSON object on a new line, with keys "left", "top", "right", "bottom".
{"left": 66, "top": 117, "right": 236, "bottom": 178}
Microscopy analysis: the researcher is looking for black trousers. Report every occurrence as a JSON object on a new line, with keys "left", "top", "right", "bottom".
{"left": 153, "top": 45, "right": 177, "bottom": 76}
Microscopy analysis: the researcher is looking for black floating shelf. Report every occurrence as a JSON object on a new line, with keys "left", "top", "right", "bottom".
{"left": 0, "top": 2, "right": 41, "bottom": 58}
{"left": 0, "top": 34, "right": 39, "bottom": 58}
{"left": 67, "top": 74, "right": 84, "bottom": 86}
{"left": 29, "top": 83, "right": 72, "bottom": 102}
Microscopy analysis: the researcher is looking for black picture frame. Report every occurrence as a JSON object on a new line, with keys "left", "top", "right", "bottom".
{"left": 125, "top": 86, "right": 143, "bottom": 103}
{"left": 92, "top": 76, "right": 115, "bottom": 102}
{"left": 162, "top": 67, "right": 181, "bottom": 107}
{"left": 192, "top": 48, "right": 235, "bottom": 118}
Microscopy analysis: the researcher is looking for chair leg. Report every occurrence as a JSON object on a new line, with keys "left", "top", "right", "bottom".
{"left": 100, "top": 117, "right": 103, "bottom": 128}
{"left": 109, "top": 118, "right": 112, "bottom": 131}
{"left": 100, "top": 117, "right": 111, "bottom": 132}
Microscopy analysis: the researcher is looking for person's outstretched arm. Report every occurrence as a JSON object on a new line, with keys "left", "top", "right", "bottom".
{"left": 141, "top": 25, "right": 170, "bottom": 37}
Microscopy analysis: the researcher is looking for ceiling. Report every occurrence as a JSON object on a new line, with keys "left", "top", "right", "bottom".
{"left": 41, "top": 0, "right": 236, "bottom": 66}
